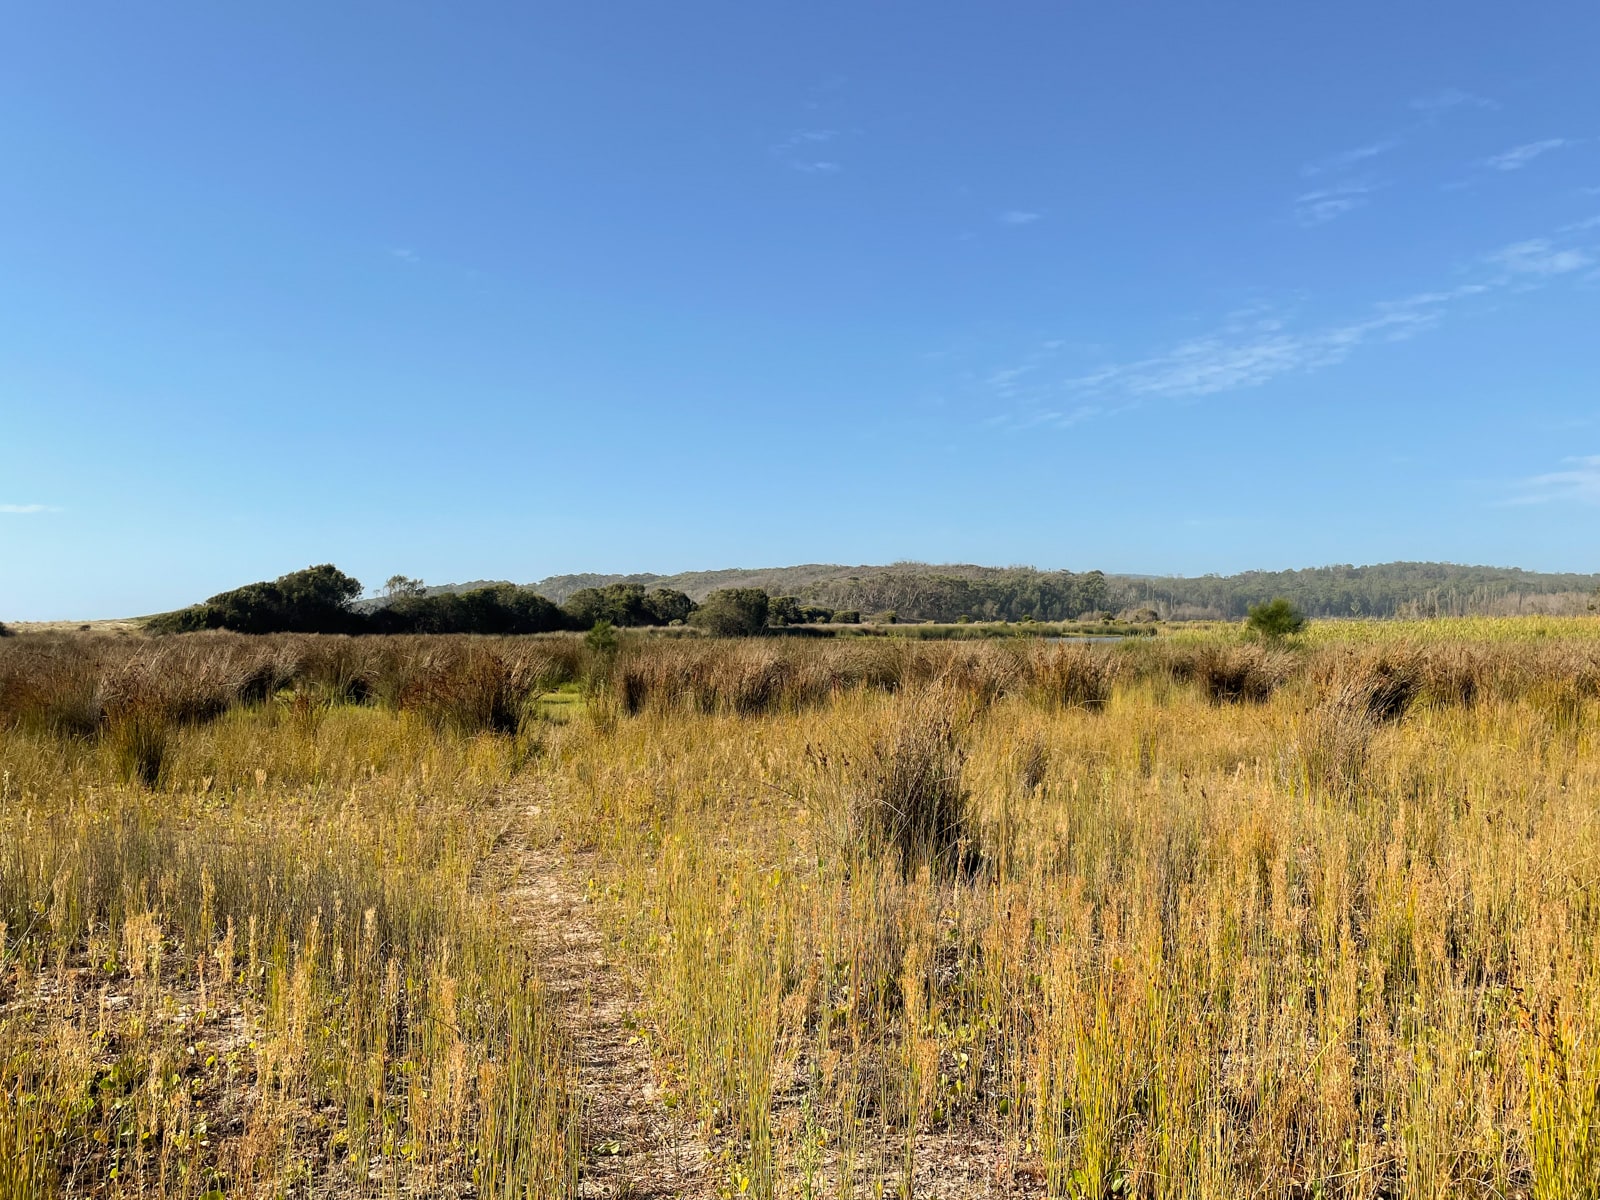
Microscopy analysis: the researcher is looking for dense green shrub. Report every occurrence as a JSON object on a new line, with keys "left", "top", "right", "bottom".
{"left": 690, "top": 588, "right": 770, "bottom": 637}
{"left": 374, "top": 585, "right": 568, "bottom": 635}
{"left": 768, "top": 596, "right": 834, "bottom": 626}
{"left": 644, "top": 588, "right": 695, "bottom": 625}
{"left": 584, "top": 620, "right": 620, "bottom": 654}
{"left": 148, "top": 565, "right": 364, "bottom": 635}
{"left": 1245, "top": 596, "right": 1307, "bottom": 640}
{"left": 561, "top": 583, "right": 695, "bottom": 628}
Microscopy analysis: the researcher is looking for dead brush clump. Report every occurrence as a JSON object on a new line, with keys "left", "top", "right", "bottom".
{"left": 294, "top": 634, "right": 380, "bottom": 703}
{"left": 399, "top": 644, "right": 544, "bottom": 735}
{"left": 1312, "top": 648, "right": 1421, "bottom": 724}
{"left": 1299, "top": 651, "right": 1421, "bottom": 797}
{"left": 1176, "top": 642, "right": 1291, "bottom": 704}
{"left": 103, "top": 705, "right": 172, "bottom": 787}
{"left": 131, "top": 639, "right": 266, "bottom": 724}
{"left": 1299, "top": 691, "right": 1377, "bottom": 798}
{"left": 614, "top": 641, "right": 856, "bottom": 716}
{"left": 0, "top": 638, "right": 106, "bottom": 737}
{"left": 96, "top": 644, "right": 274, "bottom": 785}
{"left": 919, "top": 643, "right": 1023, "bottom": 708}
{"left": 1519, "top": 643, "right": 1600, "bottom": 734}
{"left": 1417, "top": 642, "right": 1490, "bottom": 708}
{"left": 614, "top": 649, "right": 659, "bottom": 713}
{"left": 610, "top": 640, "right": 728, "bottom": 714}
{"left": 1028, "top": 643, "right": 1119, "bottom": 711}
{"left": 836, "top": 640, "right": 908, "bottom": 693}
{"left": 788, "top": 639, "right": 858, "bottom": 702}
{"left": 847, "top": 682, "right": 980, "bottom": 880}
{"left": 236, "top": 639, "right": 303, "bottom": 703}
{"left": 708, "top": 642, "right": 796, "bottom": 714}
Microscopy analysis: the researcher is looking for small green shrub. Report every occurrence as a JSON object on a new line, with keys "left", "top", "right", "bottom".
{"left": 1245, "top": 597, "right": 1306, "bottom": 640}
{"left": 584, "top": 620, "right": 619, "bottom": 654}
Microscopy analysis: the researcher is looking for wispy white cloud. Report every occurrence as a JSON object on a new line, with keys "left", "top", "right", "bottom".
{"left": 389, "top": 248, "right": 419, "bottom": 264}
{"left": 983, "top": 365, "right": 1037, "bottom": 397}
{"left": 775, "top": 129, "right": 837, "bottom": 149}
{"left": 1486, "top": 238, "right": 1594, "bottom": 276}
{"left": 983, "top": 404, "right": 1103, "bottom": 433}
{"left": 1295, "top": 180, "right": 1379, "bottom": 225}
{"left": 977, "top": 218, "right": 1598, "bottom": 422}
{"left": 771, "top": 129, "right": 846, "bottom": 175}
{"left": 1302, "top": 140, "right": 1399, "bottom": 179}
{"left": 1294, "top": 91, "right": 1496, "bottom": 218}
{"left": 1410, "top": 88, "right": 1499, "bottom": 116}
{"left": 1056, "top": 295, "right": 1454, "bottom": 401}
{"left": 1510, "top": 456, "right": 1600, "bottom": 505}
{"left": 803, "top": 76, "right": 847, "bottom": 112}
{"left": 999, "top": 210, "right": 1041, "bottom": 225}
{"left": 1482, "top": 138, "right": 1570, "bottom": 171}
{"left": 1, "top": 503, "right": 58, "bottom": 514}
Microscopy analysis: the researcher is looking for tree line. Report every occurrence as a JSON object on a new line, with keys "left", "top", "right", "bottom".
{"left": 139, "top": 559, "right": 1600, "bottom": 637}
{"left": 1116, "top": 561, "right": 1600, "bottom": 620}
{"left": 144, "top": 567, "right": 860, "bottom": 637}
{"left": 790, "top": 568, "right": 1115, "bottom": 624}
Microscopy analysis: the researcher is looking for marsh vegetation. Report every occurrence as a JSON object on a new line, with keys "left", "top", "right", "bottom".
{"left": 3, "top": 620, "right": 1599, "bottom": 1197}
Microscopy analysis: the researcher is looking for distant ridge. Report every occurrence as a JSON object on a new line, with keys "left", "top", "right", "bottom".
{"left": 380, "top": 561, "right": 1600, "bottom": 622}
{"left": 531, "top": 563, "right": 925, "bottom": 604}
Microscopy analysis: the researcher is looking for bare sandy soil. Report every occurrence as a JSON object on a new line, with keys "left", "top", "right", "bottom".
{"left": 479, "top": 795, "right": 1049, "bottom": 1200}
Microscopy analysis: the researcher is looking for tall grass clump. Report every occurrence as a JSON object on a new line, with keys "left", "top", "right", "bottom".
{"left": 1029, "top": 643, "right": 1118, "bottom": 710}
{"left": 0, "top": 637, "right": 105, "bottom": 737}
{"left": 845, "top": 682, "right": 979, "bottom": 879}
{"left": 399, "top": 644, "right": 547, "bottom": 734}
{"left": 1175, "top": 641, "right": 1291, "bottom": 704}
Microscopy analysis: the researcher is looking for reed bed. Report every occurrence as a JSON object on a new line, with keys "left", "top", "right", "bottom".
{"left": 4, "top": 621, "right": 1600, "bottom": 1196}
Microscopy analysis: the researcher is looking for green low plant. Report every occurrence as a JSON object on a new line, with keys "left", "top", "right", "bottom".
{"left": 1244, "top": 596, "right": 1306, "bottom": 640}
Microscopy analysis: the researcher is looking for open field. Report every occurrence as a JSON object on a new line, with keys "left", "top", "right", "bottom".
{"left": 3, "top": 622, "right": 1600, "bottom": 1197}
{"left": 5, "top": 621, "right": 146, "bottom": 637}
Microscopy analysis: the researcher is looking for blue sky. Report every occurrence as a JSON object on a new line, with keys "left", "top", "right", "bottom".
{"left": 3, "top": 3, "right": 1598, "bottom": 618}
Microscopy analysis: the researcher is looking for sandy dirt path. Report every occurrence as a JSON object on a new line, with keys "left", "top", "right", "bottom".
{"left": 478, "top": 800, "right": 715, "bottom": 1200}
{"left": 478, "top": 796, "right": 1049, "bottom": 1199}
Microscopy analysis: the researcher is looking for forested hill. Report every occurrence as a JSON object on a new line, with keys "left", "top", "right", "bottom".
{"left": 515, "top": 561, "right": 1599, "bottom": 622}
{"left": 1113, "top": 562, "right": 1599, "bottom": 620}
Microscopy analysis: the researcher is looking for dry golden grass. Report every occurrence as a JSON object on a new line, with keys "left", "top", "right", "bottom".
{"left": 0, "top": 685, "right": 576, "bottom": 1198}
{"left": 3, "top": 622, "right": 1600, "bottom": 1197}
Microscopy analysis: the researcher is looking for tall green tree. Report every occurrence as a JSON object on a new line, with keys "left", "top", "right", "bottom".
{"left": 153, "top": 564, "right": 365, "bottom": 634}
{"left": 643, "top": 588, "right": 695, "bottom": 625}
{"left": 690, "top": 588, "right": 770, "bottom": 636}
